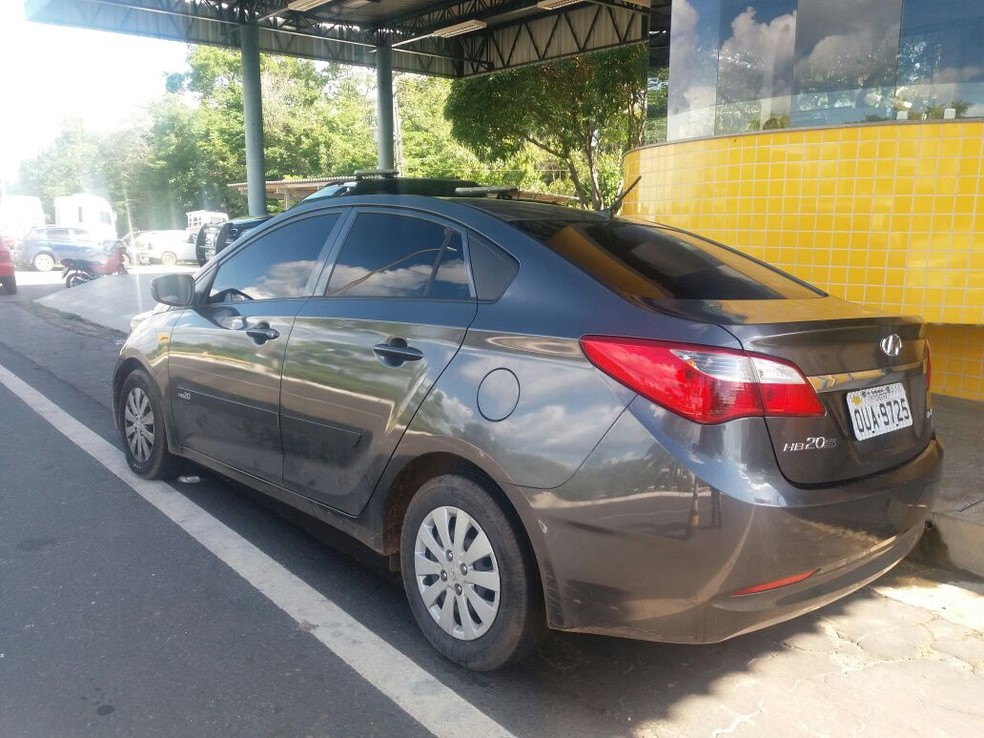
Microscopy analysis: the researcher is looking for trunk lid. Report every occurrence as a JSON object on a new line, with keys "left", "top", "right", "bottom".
{"left": 649, "top": 296, "right": 933, "bottom": 485}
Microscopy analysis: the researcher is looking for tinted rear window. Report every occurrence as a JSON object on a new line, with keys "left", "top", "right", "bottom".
{"left": 507, "top": 216, "right": 822, "bottom": 300}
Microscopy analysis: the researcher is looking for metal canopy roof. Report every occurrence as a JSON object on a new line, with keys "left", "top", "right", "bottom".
{"left": 26, "top": 0, "right": 670, "bottom": 78}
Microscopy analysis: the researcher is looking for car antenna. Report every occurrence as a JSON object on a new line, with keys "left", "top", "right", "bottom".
{"left": 604, "top": 175, "right": 642, "bottom": 219}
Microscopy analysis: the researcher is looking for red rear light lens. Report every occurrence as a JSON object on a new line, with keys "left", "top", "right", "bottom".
{"left": 730, "top": 568, "right": 818, "bottom": 596}
{"left": 580, "top": 337, "right": 825, "bottom": 424}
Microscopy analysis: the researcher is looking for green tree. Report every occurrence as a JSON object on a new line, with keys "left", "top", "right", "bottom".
{"left": 18, "top": 121, "right": 105, "bottom": 222}
{"left": 164, "top": 47, "right": 378, "bottom": 215}
{"left": 321, "top": 67, "right": 378, "bottom": 175}
{"left": 445, "top": 45, "right": 648, "bottom": 209}
{"left": 645, "top": 66, "right": 669, "bottom": 143}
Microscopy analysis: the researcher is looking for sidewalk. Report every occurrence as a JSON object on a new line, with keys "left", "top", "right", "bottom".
{"left": 35, "top": 274, "right": 984, "bottom": 579}
{"left": 915, "top": 394, "right": 984, "bottom": 578}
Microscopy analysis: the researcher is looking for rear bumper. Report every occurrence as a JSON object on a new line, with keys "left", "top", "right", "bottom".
{"left": 518, "top": 405, "right": 943, "bottom": 644}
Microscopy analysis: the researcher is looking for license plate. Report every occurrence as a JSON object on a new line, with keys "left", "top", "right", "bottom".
{"left": 847, "top": 383, "right": 913, "bottom": 441}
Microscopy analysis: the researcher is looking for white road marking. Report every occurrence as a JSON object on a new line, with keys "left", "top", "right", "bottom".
{"left": 0, "top": 362, "right": 516, "bottom": 738}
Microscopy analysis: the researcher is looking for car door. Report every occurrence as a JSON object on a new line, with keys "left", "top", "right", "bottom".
{"left": 281, "top": 208, "right": 477, "bottom": 515}
{"left": 57, "top": 229, "right": 94, "bottom": 262}
{"left": 167, "top": 212, "right": 341, "bottom": 483}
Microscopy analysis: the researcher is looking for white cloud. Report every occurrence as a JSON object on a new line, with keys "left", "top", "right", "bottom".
{"left": 718, "top": 8, "right": 797, "bottom": 100}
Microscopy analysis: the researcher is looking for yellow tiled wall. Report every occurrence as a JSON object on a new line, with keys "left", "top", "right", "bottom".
{"left": 623, "top": 120, "right": 984, "bottom": 401}
{"left": 927, "top": 324, "right": 984, "bottom": 400}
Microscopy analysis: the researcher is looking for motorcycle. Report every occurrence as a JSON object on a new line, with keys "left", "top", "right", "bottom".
{"left": 62, "top": 241, "right": 129, "bottom": 288}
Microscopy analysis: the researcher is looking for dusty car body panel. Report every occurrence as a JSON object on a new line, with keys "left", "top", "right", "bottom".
{"left": 522, "top": 397, "right": 942, "bottom": 640}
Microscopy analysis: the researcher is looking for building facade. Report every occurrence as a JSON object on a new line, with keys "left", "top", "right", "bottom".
{"left": 624, "top": 0, "right": 983, "bottom": 400}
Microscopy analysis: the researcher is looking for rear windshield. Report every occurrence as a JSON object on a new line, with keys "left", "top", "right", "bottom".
{"left": 506, "top": 215, "right": 822, "bottom": 300}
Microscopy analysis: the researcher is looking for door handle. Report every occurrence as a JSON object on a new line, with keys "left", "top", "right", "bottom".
{"left": 246, "top": 324, "right": 280, "bottom": 345}
{"left": 373, "top": 339, "right": 424, "bottom": 366}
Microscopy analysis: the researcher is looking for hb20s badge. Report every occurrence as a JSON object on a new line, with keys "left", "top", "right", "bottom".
{"left": 783, "top": 436, "right": 838, "bottom": 452}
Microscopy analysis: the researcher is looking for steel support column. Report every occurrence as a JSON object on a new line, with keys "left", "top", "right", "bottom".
{"left": 240, "top": 22, "right": 266, "bottom": 216}
{"left": 375, "top": 44, "right": 395, "bottom": 170}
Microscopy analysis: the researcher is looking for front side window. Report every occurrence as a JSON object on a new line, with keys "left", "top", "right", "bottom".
{"left": 326, "top": 212, "right": 471, "bottom": 299}
{"left": 208, "top": 214, "right": 338, "bottom": 301}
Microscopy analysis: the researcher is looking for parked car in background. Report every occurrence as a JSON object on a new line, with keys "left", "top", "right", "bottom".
{"left": 14, "top": 226, "right": 115, "bottom": 272}
{"left": 116, "top": 192, "right": 941, "bottom": 671}
{"left": 195, "top": 216, "right": 267, "bottom": 266}
{"left": 0, "top": 234, "right": 17, "bottom": 295}
{"left": 135, "top": 230, "right": 197, "bottom": 265}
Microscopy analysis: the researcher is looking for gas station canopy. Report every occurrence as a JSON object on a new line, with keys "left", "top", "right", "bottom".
{"left": 26, "top": 0, "right": 669, "bottom": 78}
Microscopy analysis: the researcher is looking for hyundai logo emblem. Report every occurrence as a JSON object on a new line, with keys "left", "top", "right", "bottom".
{"left": 880, "top": 334, "right": 902, "bottom": 358}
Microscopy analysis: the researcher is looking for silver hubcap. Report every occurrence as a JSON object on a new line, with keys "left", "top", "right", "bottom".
{"left": 413, "top": 505, "right": 500, "bottom": 640}
{"left": 123, "top": 387, "right": 155, "bottom": 464}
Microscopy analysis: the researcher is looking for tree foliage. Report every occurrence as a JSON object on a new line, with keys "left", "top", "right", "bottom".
{"left": 15, "top": 43, "right": 650, "bottom": 230}
{"left": 445, "top": 45, "right": 648, "bottom": 209}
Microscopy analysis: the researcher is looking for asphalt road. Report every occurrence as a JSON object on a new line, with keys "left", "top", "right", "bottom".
{"left": 1, "top": 294, "right": 982, "bottom": 738}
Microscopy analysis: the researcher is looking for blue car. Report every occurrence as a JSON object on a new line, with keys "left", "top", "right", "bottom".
{"left": 15, "top": 226, "right": 113, "bottom": 272}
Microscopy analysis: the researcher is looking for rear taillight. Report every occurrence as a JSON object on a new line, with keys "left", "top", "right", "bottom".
{"left": 580, "top": 337, "right": 825, "bottom": 424}
{"left": 0, "top": 250, "right": 10, "bottom": 263}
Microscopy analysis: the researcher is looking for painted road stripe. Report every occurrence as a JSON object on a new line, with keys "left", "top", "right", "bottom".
{"left": 0, "top": 362, "right": 516, "bottom": 738}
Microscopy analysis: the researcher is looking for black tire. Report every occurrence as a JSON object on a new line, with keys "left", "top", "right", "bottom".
{"left": 195, "top": 226, "right": 208, "bottom": 266}
{"left": 66, "top": 272, "right": 91, "bottom": 289}
{"left": 118, "top": 370, "right": 181, "bottom": 479}
{"left": 400, "top": 474, "right": 545, "bottom": 671}
{"left": 1, "top": 276, "right": 15, "bottom": 295}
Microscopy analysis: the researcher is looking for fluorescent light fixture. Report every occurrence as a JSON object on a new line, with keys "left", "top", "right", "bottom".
{"left": 432, "top": 19, "right": 487, "bottom": 38}
{"left": 537, "top": 0, "right": 584, "bottom": 9}
{"left": 287, "top": 0, "right": 333, "bottom": 12}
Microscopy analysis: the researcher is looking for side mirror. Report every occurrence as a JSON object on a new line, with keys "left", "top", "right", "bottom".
{"left": 151, "top": 273, "right": 195, "bottom": 307}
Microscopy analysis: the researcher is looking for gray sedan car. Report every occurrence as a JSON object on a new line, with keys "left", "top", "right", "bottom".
{"left": 113, "top": 194, "right": 942, "bottom": 670}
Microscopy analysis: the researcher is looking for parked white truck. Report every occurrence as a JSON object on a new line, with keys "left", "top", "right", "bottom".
{"left": 54, "top": 193, "right": 117, "bottom": 240}
{"left": 0, "top": 195, "right": 45, "bottom": 238}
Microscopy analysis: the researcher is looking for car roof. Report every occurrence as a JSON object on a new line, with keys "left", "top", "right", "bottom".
{"left": 301, "top": 177, "right": 481, "bottom": 203}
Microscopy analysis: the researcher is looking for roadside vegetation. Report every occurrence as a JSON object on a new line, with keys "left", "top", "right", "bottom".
{"left": 12, "top": 45, "right": 651, "bottom": 229}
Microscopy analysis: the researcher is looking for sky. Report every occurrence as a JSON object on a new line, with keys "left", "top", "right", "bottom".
{"left": 0, "top": 3, "right": 191, "bottom": 182}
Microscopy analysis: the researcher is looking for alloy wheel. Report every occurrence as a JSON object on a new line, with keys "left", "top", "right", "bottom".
{"left": 123, "top": 386, "right": 156, "bottom": 464}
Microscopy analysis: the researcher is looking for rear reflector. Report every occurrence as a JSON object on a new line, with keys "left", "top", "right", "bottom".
{"left": 730, "top": 569, "right": 818, "bottom": 597}
{"left": 925, "top": 341, "right": 932, "bottom": 392}
{"left": 580, "top": 337, "right": 825, "bottom": 424}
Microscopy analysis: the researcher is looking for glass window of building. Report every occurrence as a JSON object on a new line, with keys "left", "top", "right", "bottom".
{"left": 661, "top": 0, "right": 983, "bottom": 140}
{"left": 668, "top": 0, "right": 723, "bottom": 140}
{"left": 715, "top": 0, "right": 798, "bottom": 134}
{"left": 896, "top": 0, "right": 984, "bottom": 120}
{"left": 791, "top": 0, "right": 904, "bottom": 127}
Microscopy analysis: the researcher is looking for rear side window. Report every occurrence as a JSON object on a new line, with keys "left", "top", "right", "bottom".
{"left": 511, "top": 217, "right": 822, "bottom": 300}
{"left": 325, "top": 212, "right": 471, "bottom": 299}
{"left": 468, "top": 233, "right": 518, "bottom": 301}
